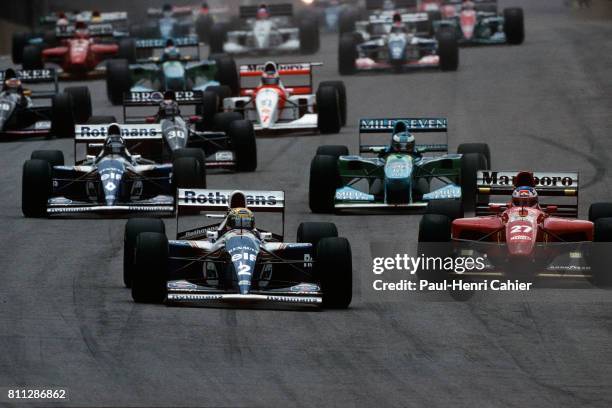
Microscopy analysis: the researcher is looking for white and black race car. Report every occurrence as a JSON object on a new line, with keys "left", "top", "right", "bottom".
{"left": 123, "top": 189, "right": 353, "bottom": 308}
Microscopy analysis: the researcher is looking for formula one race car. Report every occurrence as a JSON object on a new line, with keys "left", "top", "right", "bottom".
{"left": 418, "top": 171, "right": 612, "bottom": 286}
{"left": 12, "top": 10, "right": 130, "bottom": 64}
{"left": 21, "top": 123, "right": 206, "bottom": 217}
{"left": 122, "top": 90, "right": 257, "bottom": 171}
{"left": 0, "top": 68, "right": 106, "bottom": 139}
{"left": 123, "top": 189, "right": 353, "bottom": 308}
{"left": 436, "top": 1, "right": 524, "bottom": 45}
{"left": 221, "top": 61, "right": 346, "bottom": 135}
{"left": 338, "top": 11, "right": 458, "bottom": 74}
{"left": 132, "top": 4, "right": 196, "bottom": 40}
{"left": 209, "top": 3, "right": 319, "bottom": 55}
{"left": 309, "top": 118, "right": 490, "bottom": 213}
{"left": 20, "top": 21, "right": 135, "bottom": 79}
{"left": 106, "top": 37, "right": 238, "bottom": 104}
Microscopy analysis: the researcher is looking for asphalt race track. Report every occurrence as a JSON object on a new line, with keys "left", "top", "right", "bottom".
{"left": 1, "top": 1, "right": 612, "bottom": 407}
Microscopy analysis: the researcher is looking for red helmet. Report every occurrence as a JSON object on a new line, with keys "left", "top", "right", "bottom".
{"left": 257, "top": 5, "right": 269, "bottom": 19}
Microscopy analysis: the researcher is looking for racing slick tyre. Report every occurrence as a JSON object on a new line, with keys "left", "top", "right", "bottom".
{"left": 319, "top": 81, "right": 347, "bottom": 126}
{"left": 316, "top": 237, "right": 352, "bottom": 309}
{"left": 229, "top": 120, "right": 257, "bottom": 172}
{"left": 211, "top": 54, "right": 239, "bottom": 95}
{"left": 338, "top": 8, "right": 358, "bottom": 35}
{"left": 118, "top": 38, "right": 137, "bottom": 63}
{"left": 106, "top": 59, "right": 132, "bottom": 106}
{"left": 212, "top": 112, "right": 243, "bottom": 133}
{"left": 437, "top": 28, "right": 459, "bottom": 72}
{"left": 64, "top": 87, "right": 92, "bottom": 124}
{"left": 31, "top": 150, "right": 64, "bottom": 167}
{"left": 309, "top": 154, "right": 340, "bottom": 213}
{"left": 297, "top": 222, "right": 338, "bottom": 249}
{"left": 417, "top": 214, "right": 453, "bottom": 283}
{"left": 124, "top": 218, "right": 166, "bottom": 288}
{"left": 460, "top": 152, "right": 486, "bottom": 213}
{"left": 209, "top": 23, "right": 227, "bottom": 55}
{"left": 316, "top": 145, "right": 349, "bottom": 158}
{"left": 316, "top": 86, "right": 342, "bottom": 134}
{"left": 12, "top": 33, "right": 30, "bottom": 64}
{"left": 50, "top": 93, "right": 76, "bottom": 138}
{"left": 22, "top": 45, "right": 43, "bottom": 70}
{"left": 299, "top": 18, "right": 320, "bottom": 54}
{"left": 504, "top": 8, "right": 525, "bottom": 45}
{"left": 426, "top": 199, "right": 464, "bottom": 221}
{"left": 590, "top": 218, "right": 612, "bottom": 288}
{"left": 22, "top": 159, "right": 52, "bottom": 218}
{"left": 206, "top": 85, "right": 232, "bottom": 104}
{"left": 338, "top": 34, "right": 358, "bottom": 75}
{"left": 132, "top": 232, "right": 169, "bottom": 303}
{"left": 427, "top": 11, "right": 442, "bottom": 37}
{"left": 588, "top": 203, "right": 612, "bottom": 222}
{"left": 173, "top": 156, "right": 207, "bottom": 191}
{"left": 196, "top": 91, "right": 220, "bottom": 131}
{"left": 173, "top": 148, "right": 207, "bottom": 177}
{"left": 457, "top": 143, "right": 491, "bottom": 169}
{"left": 196, "top": 14, "right": 214, "bottom": 43}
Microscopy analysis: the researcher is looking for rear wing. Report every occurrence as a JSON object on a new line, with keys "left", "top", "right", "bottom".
{"left": 74, "top": 124, "right": 163, "bottom": 161}
{"left": 147, "top": 6, "right": 196, "bottom": 18}
{"left": 0, "top": 69, "right": 58, "bottom": 99}
{"left": 370, "top": 12, "right": 429, "bottom": 23}
{"left": 239, "top": 62, "right": 321, "bottom": 91}
{"left": 135, "top": 37, "right": 200, "bottom": 49}
{"left": 239, "top": 4, "right": 293, "bottom": 18}
{"left": 122, "top": 91, "right": 204, "bottom": 123}
{"left": 475, "top": 171, "right": 579, "bottom": 218}
{"left": 365, "top": 0, "right": 417, "bottom": 10}
{"left": 359, "top": 118, "right": 448, "bottom": 153}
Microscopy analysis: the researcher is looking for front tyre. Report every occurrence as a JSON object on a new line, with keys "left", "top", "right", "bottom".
{"left": 316, "top": 86, "right": 341, "bottom": 134}
{"left": 437, "top": 28, "right": 459, "bottom": 71}
{"left": 228, "top": 120, "right": 257, "bottom": 172}
{"left": 22, "top": 159, "right": 52, "bottom": 217}
{"left": 132, "top": 232, "right": 169, "bottom": 303}
{"left": 124, "top": 219, "right": 165, "bottom": 288}
{"left": 309, "top": 154, "right": 340, "bottom": 213}
{"left": 504, "top": 8, "right": 525, "bottom": 45}
{"left": 316, "top": 237, "right": 352, "bottom": 309}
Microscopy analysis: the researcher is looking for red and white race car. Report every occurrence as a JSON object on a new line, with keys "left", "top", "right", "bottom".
{"left": 418, "top": 170, "right": 612, "bottom": 286}
{"left": 221, "top": 61, "right": 346, "bottom": 135}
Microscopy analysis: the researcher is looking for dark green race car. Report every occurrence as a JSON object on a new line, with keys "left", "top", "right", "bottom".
{"left": 309, "top": 117, "right": 490, "bottom": 213}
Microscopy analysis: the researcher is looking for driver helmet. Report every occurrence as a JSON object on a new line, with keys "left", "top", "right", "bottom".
{"left": 104, "top": 124, "right": 127, "bottom": 156}
{"left": 462, "top": 1, "right": 475, "bottom": 11}
{"left": 163, "top": 40, "right": 181, "bottom": 61}
{"left": 3, "top": 69, "right": 21, "bottom": 92}
{"left": 257, "top": 4, "right": 270, "bottom": 20}
{"left": 74, "top": 21, "right": 88, "bottom": 37}
{"left": 160, "top": 91, "right": 180, "bottom": 116}
{"left": 162, "top": 3, "right": 173, "bottom": 17}
{"left": 512, "top": 186, "right": 539, "bottom": 208}
{"left": 391, "top": 132, "right": 415, "bottom": 153}
{"left": 57, "top": 12, "right": 69, "bottom": 29}
{"left": 227, "top": 207, "right": 255, "bottom": 230}
{"left": 91, "top": 10, "right": 102, "bottom": 23}
{"left": 261, "top": 61, "right": 280, "bottom": 86}
{"left": 392, "top": 12, "right": 403, "bottom": 27}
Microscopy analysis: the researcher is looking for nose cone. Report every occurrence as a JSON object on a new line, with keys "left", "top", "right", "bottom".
{"left": 226, "top": 236, "right": 260, "bottom": 295}
{"left": 256, "top": 89, "right": 279, "bottom": 129}
{"left": 506, "top": 221, "right": 537, "bottom": 257}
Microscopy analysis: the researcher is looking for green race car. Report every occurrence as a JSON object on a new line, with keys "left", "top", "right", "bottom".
{"left": 309, "top": 117, "right": 490, "bottom": 213}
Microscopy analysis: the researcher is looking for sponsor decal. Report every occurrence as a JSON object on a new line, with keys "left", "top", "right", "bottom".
{"left": 241, "top": 63, "right": 310, "bottom": 72}
{"left": 266, "top": 295, "right": 321, "bottom": 304}
{"left": 360, "top": 118, "right": 447, "bottom": 130}
{"left": 0, "top": 69, "right": 54, "bottom": 81}
{"left": 290, "top": 283, "right": 319, "bottom": 293}
{"left": 510, "top": 235, "right": 532, "bottom": 241}
{"left": 77, "top": 126, "right": 159, "bottom": 138}
{"left": 480, "top": 171, "right": 574, "bottom": 187}
{"left": 127, "top": 91, "right": 199, "bottom": 103}
{"left": 183, "top": 190, "right": 278, "bottom": 206}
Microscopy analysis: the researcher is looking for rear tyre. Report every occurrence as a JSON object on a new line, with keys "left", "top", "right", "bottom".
{"left": 316, "top": 86, "right": 341, "bottom": 134}
{"left": 228, "top": 120, "right": 257, "bottom": 172}
{"left": 591, "top": 218, "right": 612, "bottom": 288}
{"left": 309, "top": 154, "right": 340, "bottom": 213}
{"left": 196, "top": 14, "right": 214, "bottom": 43}
{"left": 316, "top": 145, "right": 348, "bottom": 158}
{"left": 106, "top": 59, "right": 132, "bottom": 105}
{"left": 338, "top": 34, "right": 357, "bottom": 75}
{"left": 588, "top": 203, "right": 612, "bottom": 222}
{"left": 457, "top": 143, "right": 491, "bottom": 169}
{"left": 118, "top": 38, "right": 136, "bottom": 63}
{"left": 172, "top": 156, "right": 206, "bottom": 191}
{"left": 22, "top": 159, "right": 52, "bottom": 217}
{"left": 297, "top": 222, "right": 338, "bottom": 249}
{"left": 206, "top": 84, "right": 232, "bottom": 102}
{"left": 12, "top": 33, "right": 30, "bottom": 64}
{"left": 417, "top": 214, "right": 452, "bottom": 283}
{"left": 196, "top": 91, "right": 220, "bottom": 131}
{"left": 319, "top": 81, "right": 347, "bottom": 126}
{"left": 51, "top": 93, "right": 76, "bottom": 138}
{"left": 64, "top": 87, "right": 92, "bottom": 123}
{"left": 316, "top": 237, "right": 352, "bottom": 309}
{"left": 504, "top": 8, "right": 524, "bottom": 45}
{"left": 22, "top": 45, "right": 43, "bottom": 70}
{"left": 132, "top": 232, "right": 168, "bottom": 303}
{"left": 437, "top": 28, "right": 458, "bottom": 71}
{"left": 426, "top": 199, "right": 464, "bottom": 221}
{"left": 173, "top": 148, "right": 207, "bottom": 176}
{"left": 211, "top": 54, "right": 239, "bottom": 95}
{"left": 124, "top": 218, "right": 165, "bottom": 288}
{"left": 209, "top": 23, "right": 227, "bottom": 55}
{"left": 212, "top": 112, "right": 243, "bottom": 133}
{"left": 31, "top": 150, "right": 64, "bottom": 167}
{"left": 460, "top": 153, "right": 486, "bottom": 213}
{"left": 338, "top": 8, "right": 358, "bottom": 35}
{"left": 299, "top": 18, "right": 320, "bottom": 54}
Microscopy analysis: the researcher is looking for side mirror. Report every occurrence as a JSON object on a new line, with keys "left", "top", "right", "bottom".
{"left": 260, "top": 232, "right": 272, "bottom": 241}
{"left": 145, "top": 116, "right": 156, "bottom": 123}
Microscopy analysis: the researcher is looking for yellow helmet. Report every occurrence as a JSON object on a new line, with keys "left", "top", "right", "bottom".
{"left": 227, "top": 207, "right": 255, "bottom": 229}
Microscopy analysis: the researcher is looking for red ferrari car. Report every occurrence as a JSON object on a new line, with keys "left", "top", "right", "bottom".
{"left": 21, "top": 22, "right": 134, "bottom": 79}
{"left": 418, "top": 170, "right": 612, "bottom": 286}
